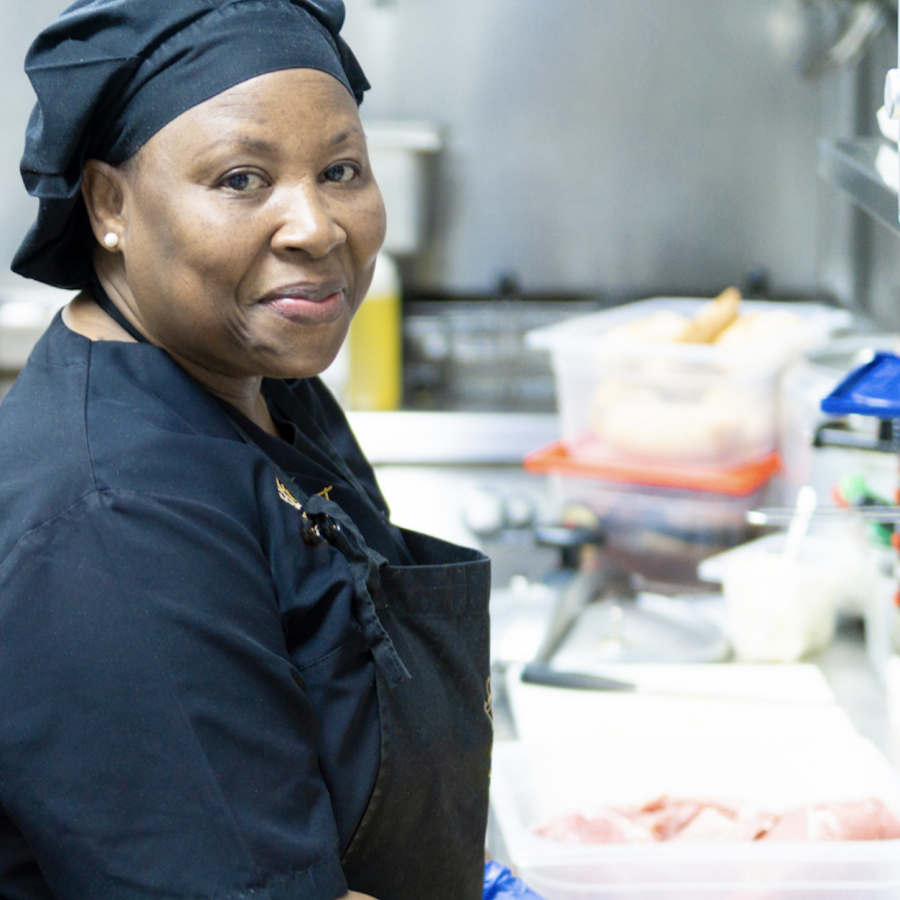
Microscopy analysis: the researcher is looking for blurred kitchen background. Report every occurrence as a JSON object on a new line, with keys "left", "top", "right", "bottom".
{"left": 0, "top": 0, "right": 875, "bottom": 299}
{"left": 2, "top": 2, "right": 899, "bottom": 393}
{"left": 8, "top": 4, "right": 900, "bottom": 885}
{"left": 2, "top": 2, "right": 900, "bottom": 380}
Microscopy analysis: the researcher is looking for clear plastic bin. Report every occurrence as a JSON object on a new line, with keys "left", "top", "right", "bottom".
{"left": 524, "top": 443, "right": 779, "bottom": 585}
{"left": 490, "top": 739, "right": 900, "bottom": 900}
{"left": 526, "top": 298, "right": 850, "bottom": 468}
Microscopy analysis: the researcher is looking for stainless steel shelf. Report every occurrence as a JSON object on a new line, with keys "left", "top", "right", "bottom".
{"left": 818, "top": 138, "right": 900, "bottom": 235}
{"left": 347, "top": 411, "right": 559, "bottom": 465}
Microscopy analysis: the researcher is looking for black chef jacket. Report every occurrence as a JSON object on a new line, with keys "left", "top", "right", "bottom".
{"left": 0, "top": 313, "right": 413, "bottom": 900}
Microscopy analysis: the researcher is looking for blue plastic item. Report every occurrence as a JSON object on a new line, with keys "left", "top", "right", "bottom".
{"left": 820, "top": 352, "right": 900, "bottom": 418}
{"left": 483, "top": 861, "right": 547, "bottom": 900}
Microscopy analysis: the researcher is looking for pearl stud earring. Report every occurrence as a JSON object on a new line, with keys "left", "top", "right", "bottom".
{"left": 103, "top": 232, "right": 120, "bottom": 250}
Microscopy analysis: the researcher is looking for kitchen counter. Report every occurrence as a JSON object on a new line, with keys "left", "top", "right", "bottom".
{"left": 354, "top": 412, "right": 897, "bottom": 766}
{"left": 489, "top": 616, "right": 895, "bottom": 760}
{"left": 346, "top": 410, "right": 559, "bottom": 465}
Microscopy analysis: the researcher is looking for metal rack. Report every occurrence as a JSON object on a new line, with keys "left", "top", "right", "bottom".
{"left": 817, "top": 137, "right": 900, "bottom": 235}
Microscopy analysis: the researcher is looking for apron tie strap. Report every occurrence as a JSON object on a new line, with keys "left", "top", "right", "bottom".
{"left": 304, "top": 493, "right": 411, "bottom": 687}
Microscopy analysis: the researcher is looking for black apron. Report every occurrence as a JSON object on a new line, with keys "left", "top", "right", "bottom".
{"left": 227, "top": 395, "right": 493, "bottom": 900}
{"left": 90, "top": 284, "right": 493, "bottom": 898}
{"left": 330, "top": 520, "right": 493, "bottom": 900}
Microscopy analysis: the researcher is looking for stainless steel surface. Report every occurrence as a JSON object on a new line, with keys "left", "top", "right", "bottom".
{"left": 552, "top": 594, "right": 731, "bottom": 665}
{"left": 1, "top": 1, "right": 868, "bottom": 305}
{"left": 856, "top": 0, "right": 900, "bottom": 334}
{"left": 347, "top": 411, "right": 558, "bottom": 464}
{"left": 818, "top": 137, "right": 899, "bottom": 234}
{"left": 797, "top": 0, "right": 888, "bottom": 79}
{"left": 749, "top": 504, "right": 900, "bottom": 524}
{"left": 402, "top": 298, "right": 599, "bottom": 412}
{"left": 531, "top": 567, "right": 603, "bottom": 665}
{"left": 822, "top": 17, "right": 900, "bottom": 332}
{"left": 0, "top": 0, "right": 71, "bottom": 284}
{"left": 342, "top": 0, "right": 838, "bottom": 296}
{"left": 372, "top": 462, "right": 559, "bottom": 586}
{"left": 811, "top": 615, "right": 891, "bottom": 756}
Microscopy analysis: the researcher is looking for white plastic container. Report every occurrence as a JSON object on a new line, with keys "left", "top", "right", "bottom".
{"left": 722, "top": 550, "right": 839, "bottom": 663}
{"left": 700, "top": 533, "right": 880, "bottom": 661}
{"left": 490, "top": 739, "right": 900, "bottom": 900}
{"left": 526, "top": 298, "right": 850, "bottom": 468}
{"left": 363, "top": 120, "right": 442, "bottom": 255}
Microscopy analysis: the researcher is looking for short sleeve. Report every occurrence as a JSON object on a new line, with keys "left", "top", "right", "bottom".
{"left": 0, "top": 488, "right": 349, "bottom": 900}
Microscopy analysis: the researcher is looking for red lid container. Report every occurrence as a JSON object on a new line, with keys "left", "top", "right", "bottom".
{"left": 524, "top": 441, "right": 780, "bottom": 497}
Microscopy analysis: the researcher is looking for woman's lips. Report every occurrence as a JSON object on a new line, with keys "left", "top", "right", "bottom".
{"left": 261, "top": 290, "right": 346, "bottom": 324}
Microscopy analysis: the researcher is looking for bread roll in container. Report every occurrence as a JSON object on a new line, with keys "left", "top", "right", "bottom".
{"left": 526, "top": 298, "right": 851, "bottom": 469}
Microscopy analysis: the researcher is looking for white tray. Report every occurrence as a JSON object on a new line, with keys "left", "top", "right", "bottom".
{"left": 491, "top": 737, "right": 900, "bottom": 899}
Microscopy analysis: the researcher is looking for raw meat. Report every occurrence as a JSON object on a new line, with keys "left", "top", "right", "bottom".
{"left": 671, "top": 807, "right": 775, "bottom": 843}
{"left": 535, "top": 796, "right": 900, "bottom": 844}
{"left": 762, "top": 800, "right": 900, "bottom": 842}
{"left": 629, "top": 797, "right": 709, "bottom": 840}
{"left": 533, "top": 811, "right": 653, "bottom": 844}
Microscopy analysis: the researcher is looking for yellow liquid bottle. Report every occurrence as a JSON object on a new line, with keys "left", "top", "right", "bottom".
{"left": 346, "top": 252, "right": 402, "bottom": 411}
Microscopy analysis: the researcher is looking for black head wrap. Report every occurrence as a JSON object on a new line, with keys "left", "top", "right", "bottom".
{"left": 11, "top": 0, "right": 370, "bottom": 290}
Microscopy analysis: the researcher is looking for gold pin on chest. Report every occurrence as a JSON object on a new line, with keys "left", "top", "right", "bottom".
{"left": 276, "top": 477, "right": 302, "bottom": 510}
{"left": 277, "top": 479, "right": 334, "bottom": 507}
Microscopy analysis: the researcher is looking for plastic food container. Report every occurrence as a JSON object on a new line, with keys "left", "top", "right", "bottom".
{"left": 489, "top": 739, "right": 900, "bottom": 900}
{"left": 524, "top": 443, "right": 779, "bottom": 584}
{"left": 526, "top": 298, "right": 850, "bottom": 468}
{"left": 700, "top": 533, "right": 880, "bottom": 663}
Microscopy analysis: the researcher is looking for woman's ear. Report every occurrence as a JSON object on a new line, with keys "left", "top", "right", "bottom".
{"left": 81, "top": 159, "right": 128, "bottom": 250}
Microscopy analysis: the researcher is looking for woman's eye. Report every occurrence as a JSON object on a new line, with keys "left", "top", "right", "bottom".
{"left": 323, "top": 164, "right": 359, "bottom": 184}
{"left": 220, "top": 171, "right": 267, "bottom": 192}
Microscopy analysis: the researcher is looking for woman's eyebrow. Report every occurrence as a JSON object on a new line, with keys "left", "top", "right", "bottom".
{"left": 234, "top": 137, "right": 278, "bottom": 154}
{"left": 330, "top": 126, "right": 364, "bottom": 146}
{"left": 218, "top": 128, "right": 363, "bottom": 154}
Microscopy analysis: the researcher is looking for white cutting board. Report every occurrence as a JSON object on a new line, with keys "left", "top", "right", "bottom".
{"left": 503, "top": 662, "right": 864, "bottom": 747}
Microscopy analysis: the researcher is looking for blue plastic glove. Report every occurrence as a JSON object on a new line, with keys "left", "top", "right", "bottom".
{"left": 483, "top": 861, "right": 547, "bottom": 900}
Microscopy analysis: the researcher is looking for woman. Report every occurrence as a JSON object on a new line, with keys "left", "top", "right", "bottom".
{"left": 0, "top": 2, "right": 493, "bottom": 899}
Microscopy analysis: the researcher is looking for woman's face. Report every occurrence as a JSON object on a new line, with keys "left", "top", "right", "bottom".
{"left": 98, "top": 68, "right": 386, "bottom": 381}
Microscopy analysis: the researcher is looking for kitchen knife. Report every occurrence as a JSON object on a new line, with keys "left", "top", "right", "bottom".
{"left": 520, "top": 662, "right": 635, "bottom": 691}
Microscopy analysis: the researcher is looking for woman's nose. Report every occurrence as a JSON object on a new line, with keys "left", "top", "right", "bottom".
{"left": 270, "top": 183, "right": 346, "bottom": 258}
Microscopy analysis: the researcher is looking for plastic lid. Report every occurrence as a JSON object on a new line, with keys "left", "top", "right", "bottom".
{"left": 820, "top": 352, "right": 900, "bottom": 418}
{"left": 523, "top": 442, "right": 780, "bottom": 496}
